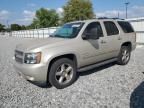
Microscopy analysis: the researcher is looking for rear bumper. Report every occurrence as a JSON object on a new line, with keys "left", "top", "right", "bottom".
{"left": 14, "top": 61, "right": 48, "bottom": 84}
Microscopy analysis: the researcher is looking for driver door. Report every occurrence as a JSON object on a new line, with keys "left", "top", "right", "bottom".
{"left": 79, "top": 21, "right": 110, "bottom": 67}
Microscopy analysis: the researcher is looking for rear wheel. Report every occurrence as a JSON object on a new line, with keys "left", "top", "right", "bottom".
{"left": 49, "top": 58, "right": 77, "bottom": 89}
{"left": 117, "top": 46, "right": 131, "bottom": 65}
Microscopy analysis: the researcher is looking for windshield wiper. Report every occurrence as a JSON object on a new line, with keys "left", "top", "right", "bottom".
{"left": 50, "top": 34, "right": 72, "bottom": 39}
{"left": 54, "top": 34, "right": 69, "bottom": 38}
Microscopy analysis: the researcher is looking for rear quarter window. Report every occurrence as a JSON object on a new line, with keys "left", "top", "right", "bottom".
{"left": 118, "top": 21, "right": 134, "bottom": 33}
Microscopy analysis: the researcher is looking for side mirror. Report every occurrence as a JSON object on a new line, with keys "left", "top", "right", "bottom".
{"left": 82, "top": 33, "right": 90, "bottom": 40}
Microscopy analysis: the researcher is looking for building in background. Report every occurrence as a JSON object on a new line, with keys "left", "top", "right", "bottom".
{"left": 127, "top": 17, "right": 144, "bottom": 44}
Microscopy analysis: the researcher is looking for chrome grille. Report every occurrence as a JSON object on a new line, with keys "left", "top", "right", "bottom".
{"left": 15, "top": 50, "right": 24, "bottom": 63}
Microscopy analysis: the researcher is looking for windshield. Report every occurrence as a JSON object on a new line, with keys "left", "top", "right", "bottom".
{"left": 51, "top": 22, "right": 84, "bottom": 38}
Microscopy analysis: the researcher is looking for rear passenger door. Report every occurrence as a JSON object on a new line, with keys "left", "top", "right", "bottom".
{"left": 102, "top": 21, "right": 122, "bottom": 58}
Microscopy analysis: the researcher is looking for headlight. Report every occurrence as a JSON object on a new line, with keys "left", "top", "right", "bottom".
{"left": 24, "top": 52, "right": 41, "bottom": 64}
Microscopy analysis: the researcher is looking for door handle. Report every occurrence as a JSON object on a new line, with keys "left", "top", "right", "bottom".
{"left": 101, "top": 40, "right": 106, "bottom": 44}
{"left": 118, "top": 37, "right": 122, "bottom": 40}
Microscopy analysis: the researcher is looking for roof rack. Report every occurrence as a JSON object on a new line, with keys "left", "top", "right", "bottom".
{"left": 97, "top": 17, "right": 125, "bottom": 20}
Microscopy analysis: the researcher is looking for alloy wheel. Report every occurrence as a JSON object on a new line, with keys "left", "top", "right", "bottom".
{"left": 55, "top": 63, "right": 73, "bottom": 85}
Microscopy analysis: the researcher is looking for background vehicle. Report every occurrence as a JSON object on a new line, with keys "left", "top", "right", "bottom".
{"left": 14, "top": 18, "right": 136, "bottom": 89}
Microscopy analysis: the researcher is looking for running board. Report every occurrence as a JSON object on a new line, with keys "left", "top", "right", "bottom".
{"left": 78, "top": 58, "right": 117, "bottom": 72}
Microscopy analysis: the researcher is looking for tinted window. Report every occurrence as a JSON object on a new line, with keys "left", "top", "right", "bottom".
{"left": 84, "top": 22, "right": 103, "bottom": 38}
{"left": 104, "top": 21, "right": 119, "bottom": 36}
{"left": 118, "top": 21, "right": 134, "bottom": 33}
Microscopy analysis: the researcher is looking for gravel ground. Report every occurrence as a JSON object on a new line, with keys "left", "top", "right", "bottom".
{"left": 0, "top": 37, "right": 144, "bottom": 108}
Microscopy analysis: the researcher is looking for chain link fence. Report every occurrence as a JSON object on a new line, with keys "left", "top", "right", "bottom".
{"left": 0, "top": 27, "right": 58, "bottom": 38}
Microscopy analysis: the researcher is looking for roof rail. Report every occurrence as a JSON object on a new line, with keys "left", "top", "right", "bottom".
{"left": 112, "top": 17, "right": 125, "bottom": 20}
{"left": 97, "top": 17, "right": 125, "bottom": 20}
{"left": 97, "top": 17, "right": 108, "bottom": 19}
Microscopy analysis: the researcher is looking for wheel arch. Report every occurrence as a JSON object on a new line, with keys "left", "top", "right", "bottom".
{"left": 121, "top": 41, "right": 132, "bottom": 51}
{"left": 47, "top": 53, "right": 78, "bottom": 82}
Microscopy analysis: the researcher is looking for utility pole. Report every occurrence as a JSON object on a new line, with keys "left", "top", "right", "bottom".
{"left": 6, "top": 20, "right": 9, "bottom": 30}
{"left": 125, "top": 2, "right": 130, "bottom": 19}
{"left": 6, "top": 20, "right": 11, "bottom": 36}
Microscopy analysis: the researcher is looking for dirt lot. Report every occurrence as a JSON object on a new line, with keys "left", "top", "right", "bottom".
{"left": 0, "top": 37, "right": 144, "bottom": 108}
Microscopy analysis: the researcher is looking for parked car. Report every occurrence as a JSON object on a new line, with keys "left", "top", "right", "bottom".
{"left": 14, "top": 18, "right": 136, "bottom": 89}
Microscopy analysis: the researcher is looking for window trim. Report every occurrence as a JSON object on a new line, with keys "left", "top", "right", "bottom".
{"left": 104, "top": 21, "right": 119, "bottom": 36}
{"left": 117, "top": 21, "right": 134, "bottom": 33}
{"left": 82, "top": 21, "right": 104, "bottom": 39}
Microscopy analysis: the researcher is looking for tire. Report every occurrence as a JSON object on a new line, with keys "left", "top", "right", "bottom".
{"left": 117, "top": 46, "right": 131, "bottom": 65}
{"left": 48, "top": 58, "right": 77, "bottom": 89}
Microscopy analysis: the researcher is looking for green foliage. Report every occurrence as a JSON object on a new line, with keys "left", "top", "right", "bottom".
{"left": 0, "top": 23, "right": 5, "bottom": 32}
{"left": 62, "top": 0, "right": 95, "bottom": 23}
{"left": 30, "top": 8, "right": 59, "bottom": 29}
{"left": 10, "top": 24, "right": 27, "bottom": 31}
{"left": 10, "top": 24, "right": 22, "bottom": 31}
{"left": 21, "top": 25, "right": 27, "bottom": 30}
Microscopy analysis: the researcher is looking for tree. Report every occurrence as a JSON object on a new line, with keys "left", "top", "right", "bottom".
{"left": 21, "top": 25, "right": 26, "bottom": 30}
{"left": 10, "top": 24, "right": 22, "bottom": 31}
{"left": 63, "top": 0, "right": 95, "bottom": 23}
{"left": 0, "top": 23, "right": 5, "bottom": 32}
{"left": 31, "top": 8, "right": 59, "bottom": 28}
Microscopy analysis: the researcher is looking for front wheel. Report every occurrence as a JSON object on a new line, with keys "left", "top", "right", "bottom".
{"left": 117, "top": 46, "right": 131, "bottom": 65}
{"left": 48, "top": 58, "right": 77, "bottom": 89}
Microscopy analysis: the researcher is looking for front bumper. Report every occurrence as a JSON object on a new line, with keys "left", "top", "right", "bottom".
{"left": 14, "top": 61, "right": 48, "bottom": 84}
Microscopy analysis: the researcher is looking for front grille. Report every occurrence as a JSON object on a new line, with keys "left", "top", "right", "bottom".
{"left": 15, "top": 50, "right": 24, "bottom": 63}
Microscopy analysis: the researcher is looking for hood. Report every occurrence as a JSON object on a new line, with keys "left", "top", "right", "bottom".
{"left": 16, "top": 37, "right": 67, "bottom": 51}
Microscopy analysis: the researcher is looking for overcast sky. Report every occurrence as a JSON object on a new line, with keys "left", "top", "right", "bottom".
{"left": 0, "top": 0, "right": 144, "bottom": 26}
